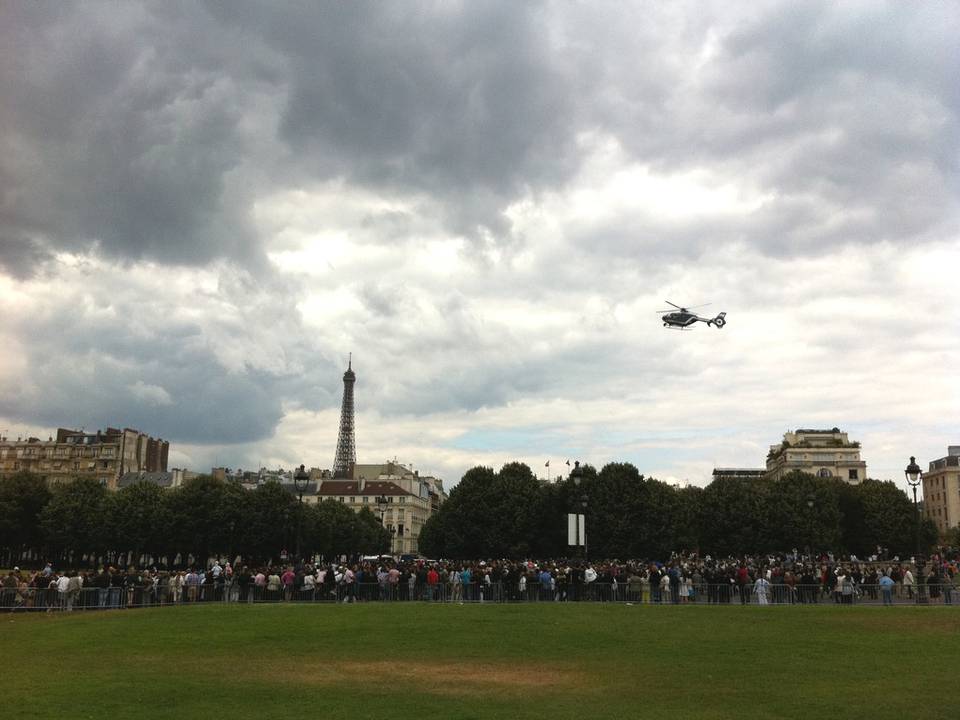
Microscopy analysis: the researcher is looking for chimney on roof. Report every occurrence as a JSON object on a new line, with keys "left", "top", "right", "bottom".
{"left": 358, "top": 475, "right": 365, "bottom": 492}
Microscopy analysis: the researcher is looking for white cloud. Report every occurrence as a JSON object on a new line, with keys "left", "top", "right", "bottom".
{"left": 129, "top": 381, "right": 173, "bottom": 407}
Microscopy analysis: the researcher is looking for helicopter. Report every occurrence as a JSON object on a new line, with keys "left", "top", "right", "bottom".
{"left": 658, "top": 301, "right": 727, "bottom": 329}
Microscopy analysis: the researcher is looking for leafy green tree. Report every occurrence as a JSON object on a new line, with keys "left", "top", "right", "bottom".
{"left": 208, "top": 480, "right": 251, "bottom": 562}
{"left": 105, "top": 481, "right": 172, "bottom": 564}
{"left": 0, "top": 471, "right": 51, "bottom": 561}
{"left": 242, "top": 481, "right": 296, "bottom": 561}
{"left": 853, "top": 479, "right": 916, "bottom": 557}
{"left": 39, "top": 477, "right": 109, "bottom": 563}
{"left": 417, "top": 511, "right": 446, "bottom": 558}
{"left": 165, "top": 475, "right": 226, "bottom": 565}
{"left": 582, "top": 462, "right": 640, "bottom": 558}
{"left": 674, "top": 485, "right": 702, "bottom": 553}
{"left": 698, "top": 476, "right": 771, "bottom": 556}
{"left": 766, "top": 472, "right": 842, "bottom": 553}
{"left": 354, "top": 507, "right": 392, "bottom": 554}
{"left": 428, "top": 466, "right": 497, "bottom": 558}
{"left": 315, "top": 499, "right": 364, "bottom": 559}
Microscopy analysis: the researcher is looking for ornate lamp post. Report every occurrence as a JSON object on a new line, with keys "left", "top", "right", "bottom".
{"left": 293, "top": 464, "right": 309, "bottom": 562}
{"left": 570, "top": 461, "right": 586, "bottom": 559}
{"left": 805, "top": 493, "right": 815, "bottom": 560}
{"left": 905, "top": 456, "right": 925, "bottom": 603}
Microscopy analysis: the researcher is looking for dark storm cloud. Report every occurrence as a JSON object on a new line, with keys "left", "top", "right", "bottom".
{"left": 0, "top": 236, "right": 52, "bottom": 279}
{"left": 0, "top": 265, "right": 340, "bottom": 444}
{"left": 2, "top": 1, "right": 957, "bottom": 271}
{"left": 0, "top": 3, "right": 267, "bottom": 268}
{"left": 215, "top": 0, "right": 588, "bottom": 241}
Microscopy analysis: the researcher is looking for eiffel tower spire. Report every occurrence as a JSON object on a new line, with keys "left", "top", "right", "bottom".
{"left": 333, "top": 354, "right": 356, "bottom": 478}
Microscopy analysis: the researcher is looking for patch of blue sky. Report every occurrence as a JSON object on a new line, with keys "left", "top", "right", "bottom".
{"left": 450, "top": 428, "right": 554, "bottom": 453}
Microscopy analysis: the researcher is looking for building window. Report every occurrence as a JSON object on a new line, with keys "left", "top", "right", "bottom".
{"left": 349, "top": 496, "right": 355, "bottom": 503}
{"left": 362, "top": 496, "right": 369, "bottom": 503}
{"left": 338, "top": 497, "right": 344, "bottom": 503}
{"left": 817, "top": 468, "right": 833, "bottom": 478}
{"left": 399, "top": 497, "right": 405, "bottom": 504}
{"left": 848, "top": 469, "right": 858, "bottom": 480}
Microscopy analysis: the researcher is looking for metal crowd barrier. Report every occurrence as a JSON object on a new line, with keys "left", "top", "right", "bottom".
{"left": 1, "top": 582, "right": 956, "bottom": 611}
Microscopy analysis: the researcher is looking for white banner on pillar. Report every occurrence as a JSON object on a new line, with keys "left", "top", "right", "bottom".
{"left": 568, "top": 513, "right": 585, "bottom": 546}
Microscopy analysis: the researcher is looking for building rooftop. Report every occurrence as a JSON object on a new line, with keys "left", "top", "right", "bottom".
{"left": 317, "top": 480, "right": 411, "bottom": 497}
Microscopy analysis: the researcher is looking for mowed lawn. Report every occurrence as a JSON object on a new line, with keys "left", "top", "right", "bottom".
{"left": 3, "top": 603, "right": 958, "bottom": 719}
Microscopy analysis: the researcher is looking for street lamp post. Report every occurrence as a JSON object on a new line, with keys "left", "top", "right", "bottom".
{"left": 570, "top": 461, "right": 585, "bottom": 559}
{"left": 905, "top": 456, "right": 925, "bottom": 604}
{"left": 376, "top": 494, "right": 389, "bottom": 553}
{"left": 805, "top": 494, "right": 815, "bottom": 560}
{"left": 293, "top": 464, "right": 309, "bottom": 563}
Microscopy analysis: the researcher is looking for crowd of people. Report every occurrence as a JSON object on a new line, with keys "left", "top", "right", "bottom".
{"left": 3, "top": 550, "right": 958, "bottom": 611}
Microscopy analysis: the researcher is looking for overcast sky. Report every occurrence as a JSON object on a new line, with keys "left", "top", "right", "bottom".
{"left": 1, "top": 1, "right": 958, "bottom": 489}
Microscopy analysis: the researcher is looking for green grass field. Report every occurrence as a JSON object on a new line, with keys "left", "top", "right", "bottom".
{"left": 4, "top": 604, "right": 958, "bottom": 719}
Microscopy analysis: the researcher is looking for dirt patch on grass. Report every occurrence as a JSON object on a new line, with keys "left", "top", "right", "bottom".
{"left": 224, "top": 658, "right": 585, "bottom": 696}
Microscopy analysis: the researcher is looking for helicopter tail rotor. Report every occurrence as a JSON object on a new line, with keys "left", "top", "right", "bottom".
{"left": 710, "top": 312, "right": 727, "bottom": 328}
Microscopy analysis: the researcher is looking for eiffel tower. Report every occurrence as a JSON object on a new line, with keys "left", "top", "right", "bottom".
{"left": 332, "top": 354, "right": 357, "bottom": 479}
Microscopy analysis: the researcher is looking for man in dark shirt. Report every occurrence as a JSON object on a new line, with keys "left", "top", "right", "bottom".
{"left": 237, "top": 566, "right": 253, "bottom": 603}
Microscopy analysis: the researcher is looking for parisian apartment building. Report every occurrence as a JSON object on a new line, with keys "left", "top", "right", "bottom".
{"left": 317, "top": 461, "right": 447, "bottom": 557}
{"left": 0, "top": 427, "right": 169, "bottom": 488}
{"left": 713, "top": 427, "right": 867, "bottom": 484}
{"left": 765, "top": 428, "right": 867, "bottom": 483}
{"left": 923, "top": 446, "right": 960, "bottom": 535}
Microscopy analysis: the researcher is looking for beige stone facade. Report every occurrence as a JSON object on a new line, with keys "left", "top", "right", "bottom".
{"left": 0, "top": 427, "right": 168, "bottom": 489}
{"left": 923, "top": 447, "right": 960, "bottom": 535}
{"left": 315, "top": 461, "right": 447, "bottom": 556}
{"left": 765, "top": 428, "right": 866, "bottom": 484}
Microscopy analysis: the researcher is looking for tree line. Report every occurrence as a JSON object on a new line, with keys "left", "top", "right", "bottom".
{"left": 417, "top": 462, "right": 940, "bottom": 560}
{"left": 0, "top": 473, "right": 390, "bottom": 569}
{"left": 0, "top": 463, "right": 941, "bottom": 567}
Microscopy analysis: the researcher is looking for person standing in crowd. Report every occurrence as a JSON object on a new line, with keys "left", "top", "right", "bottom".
{"left": 56, "top": 572, "right": 70, "bottom": 610}
{"left": 281, "top": 566, "right": 295, "bottom": 602}
{"left": 902, "top": 566, "right": 915, "bottom": 599}
{"left": 753, "top": 573, "right": 770, "bottom": 605}
{"left": 347, "top": 565, "right": 360, "bottom": 603}
{"left": 170, "top": 570, "right": 184, "bottom": 604}
{"left": 94, "top": 568, "right": 110, "bottom": 608}
{"left": 237, "top": 566, "right": 252, "bottom": 603}
{"left": 267, "top": 568, "right": 282, "bottom": 602}
{"left": 879, "top": 573, "right": 895, "bottom": 606}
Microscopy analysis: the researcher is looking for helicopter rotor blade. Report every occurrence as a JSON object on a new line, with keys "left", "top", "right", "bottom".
{"left": 683, "top": 303, "right": 712, "bottom": 310}
{"left": 665, "top": 300, "right": 683, "bottom": 310}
